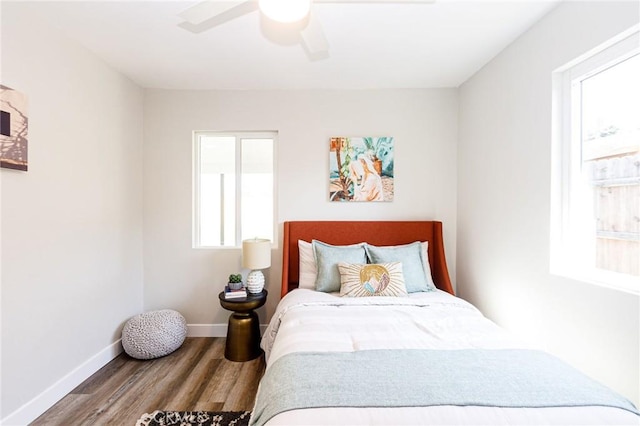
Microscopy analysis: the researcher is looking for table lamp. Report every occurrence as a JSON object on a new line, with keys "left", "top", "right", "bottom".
{"left": 242, "top": 238, "right": 271, "bottom": 294}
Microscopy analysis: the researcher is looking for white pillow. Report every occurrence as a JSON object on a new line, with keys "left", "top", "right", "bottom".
{"left": 298, "top": 240, "right": 317, "bottom": 289}
{"left": 420, "top": 241, "right": 437, "bottom": 291}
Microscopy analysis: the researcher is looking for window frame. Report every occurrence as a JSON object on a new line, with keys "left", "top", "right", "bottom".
{"left": 551, "top": 29, "right": 639, "bottom": 295}
{"left": 192, "top": 130, "right": 277, "bottom": 249}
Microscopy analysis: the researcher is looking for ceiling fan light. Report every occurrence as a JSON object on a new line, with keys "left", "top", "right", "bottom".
{"left": 259, "top": 0, "right": 312, "bottom": 23}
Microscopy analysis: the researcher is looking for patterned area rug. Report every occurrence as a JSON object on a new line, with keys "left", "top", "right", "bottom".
{"left": 136, "top": 410, "right": 251, "bottom": 426}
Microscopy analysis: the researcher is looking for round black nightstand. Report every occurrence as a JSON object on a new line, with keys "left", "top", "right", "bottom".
{"left": 218, "top": 290, "right": 267, "bottom": 362}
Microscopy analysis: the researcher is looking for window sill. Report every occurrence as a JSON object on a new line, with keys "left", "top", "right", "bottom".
{"left": 552, "top": 266, "right": 639, "bottom": 296}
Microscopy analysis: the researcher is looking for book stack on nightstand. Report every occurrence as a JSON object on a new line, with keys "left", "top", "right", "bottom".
{"left": 224, "top": 285, "right": 247, "bottom": 299}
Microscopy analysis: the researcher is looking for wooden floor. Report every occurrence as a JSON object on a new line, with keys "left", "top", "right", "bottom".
{"left": 31, "top": 338, "right": 265, "bottom": 426}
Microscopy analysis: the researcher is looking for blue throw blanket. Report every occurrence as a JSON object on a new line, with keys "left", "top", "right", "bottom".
{"left": 250, "top": 349, "right": 639, "bottom": 426}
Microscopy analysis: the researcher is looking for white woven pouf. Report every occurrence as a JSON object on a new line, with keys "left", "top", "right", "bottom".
{"left": 122, "top": 309, "right": 187, "bottom": 360}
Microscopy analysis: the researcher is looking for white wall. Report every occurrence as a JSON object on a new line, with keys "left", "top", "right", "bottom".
{"left": 143, "top": 89, "right": 459, "bottom": 325}
{"left": 1, "top": 3, "right": 144, "bottom": 423}
{"left": 458, "top": 1, "right": 639, "bottom": 404}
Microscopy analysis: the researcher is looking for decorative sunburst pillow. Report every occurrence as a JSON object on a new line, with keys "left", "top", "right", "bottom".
{"left": 337, "top": 262, "right": 407, "bottom": 297}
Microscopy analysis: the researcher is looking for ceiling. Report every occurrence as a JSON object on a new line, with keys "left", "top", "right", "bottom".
{"left": 20, "top": 0, "right": 560, "bottom": 90}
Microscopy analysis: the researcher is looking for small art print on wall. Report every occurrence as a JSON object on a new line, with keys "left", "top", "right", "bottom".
{"left": 0, "top": 85, "right": 28, "bottom": 171}
{"left": 329, "top": 136, "right": 394, "bottom": 202}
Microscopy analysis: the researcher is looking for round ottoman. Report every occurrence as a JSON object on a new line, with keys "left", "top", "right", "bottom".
{"left": 122, "top": 309, "right": 187, "bottom": 360}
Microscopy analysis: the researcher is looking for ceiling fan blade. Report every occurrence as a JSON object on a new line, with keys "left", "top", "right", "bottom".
{"left": 178, "top": 0, "right": 259, "bottom": 34}
{"left": 301, "top": 9, "right": 329, "bottom": 59}
{"left": 179, "top": 0, "right": 256, "bottom": 26}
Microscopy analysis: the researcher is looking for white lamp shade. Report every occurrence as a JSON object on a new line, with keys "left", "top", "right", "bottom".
{"left": 258, "top": 0, "right": 312, "bottom": 23}
{"left": 242, "top": 239, "right": 272, "bottom": 270}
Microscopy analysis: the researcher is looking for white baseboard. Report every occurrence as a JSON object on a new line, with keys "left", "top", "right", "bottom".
{"left": 187, "top": 323, "right": 268, "bottom": 337}
{"left": 1, "top": 340, "right": 123, "bottom": 426}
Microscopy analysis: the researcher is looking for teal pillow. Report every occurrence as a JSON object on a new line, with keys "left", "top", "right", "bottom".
{"left": 364, "top": 242, "right": 436, "bottom": 293}
{"left": 312, "top": 240, "right": 367, "bottom": 293}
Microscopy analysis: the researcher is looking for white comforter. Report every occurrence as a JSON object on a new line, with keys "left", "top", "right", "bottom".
{"left": 258, "top": 289, "right": 639, "bottom": 425}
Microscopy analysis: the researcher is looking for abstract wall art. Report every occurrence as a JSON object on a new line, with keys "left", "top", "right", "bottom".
{"left": 329, "top": 136, "right": 394, "bottom": 202}
{"left": 1, "top": 85, "right": 28, "bottom": 171}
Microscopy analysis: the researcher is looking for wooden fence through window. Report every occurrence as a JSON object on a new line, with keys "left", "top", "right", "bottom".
{"left": 585, "top": 152, "right": 640, "bottom": 276}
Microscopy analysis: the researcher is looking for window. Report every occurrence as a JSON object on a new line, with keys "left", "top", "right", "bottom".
{"left": 552, "top": 30, "right": 639, "bottom": 293}
{"left": 193, "top": 131, "right": 275, "bottom": 248}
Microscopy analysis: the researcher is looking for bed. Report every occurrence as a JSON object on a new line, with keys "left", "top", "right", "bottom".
{"left": 250, "top": 221, "right": 639, "bottom": 426}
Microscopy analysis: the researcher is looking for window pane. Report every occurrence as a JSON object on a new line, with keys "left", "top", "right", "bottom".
{"left": 223, "top": 173, "right": 236, "bottom": 247}
{"left": 582, "top": 54, "right": 640, "bottom": 161}
{"left": 580, "top": 54, "right": 640, "bottom": 276}
{"left": 200, "top": 136, "right": 236, "bottom": 246}
{"left": 200, "top": 173, "right": 221, "bottom": 246}
{"left": 241, "top": 138, "right": 274, "bottom": 242}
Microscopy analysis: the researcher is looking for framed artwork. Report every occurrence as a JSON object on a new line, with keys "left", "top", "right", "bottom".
{"left": 329, "top": 136, "right": 394, "bottom": 202}
{"left": 1, "top": 85, "right": 28, "bottom": 171}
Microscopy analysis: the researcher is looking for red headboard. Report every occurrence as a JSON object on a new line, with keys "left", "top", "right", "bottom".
{"left": 281, "top": 221, "right": 454, "bottom": 297}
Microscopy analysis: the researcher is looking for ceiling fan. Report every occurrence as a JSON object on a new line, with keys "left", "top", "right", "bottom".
{"left": 178, "top": 0, "right": 435, "bottom": 60}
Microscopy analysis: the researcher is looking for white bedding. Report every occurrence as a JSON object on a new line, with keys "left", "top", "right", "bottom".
{"left": 257, "top": 289, "right": 639, "bottom": 425}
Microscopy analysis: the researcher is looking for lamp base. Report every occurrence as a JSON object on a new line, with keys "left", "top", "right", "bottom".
{"left": 246, "top": 270, "right": 265, "bottom": 294}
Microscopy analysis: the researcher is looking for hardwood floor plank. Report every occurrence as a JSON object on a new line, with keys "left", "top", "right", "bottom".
{"left": 31, "top": 338, "right": 266, "bottom": 425}
{"left": 30, "top": 395, "right": 91, "bottom": 426}
{"left": 156, "top": 340, "right": 223, "bottom": 411}
{"left": 70, "top": 355, "right": 132, "bottom": 395}
{"left": 97, "top": 338, "right": 212, "bottom": 423}
{"left": 32, "top": 358, "right": 155, "bottom": 426}
{"left": 198, "top": 359, "right": 243, "bottom": 406}
{"left": 76, "top": 358, "right": 161, "bottom": 425}
{"left": 223, "top": 358, "right": 265, "bottom": 411}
